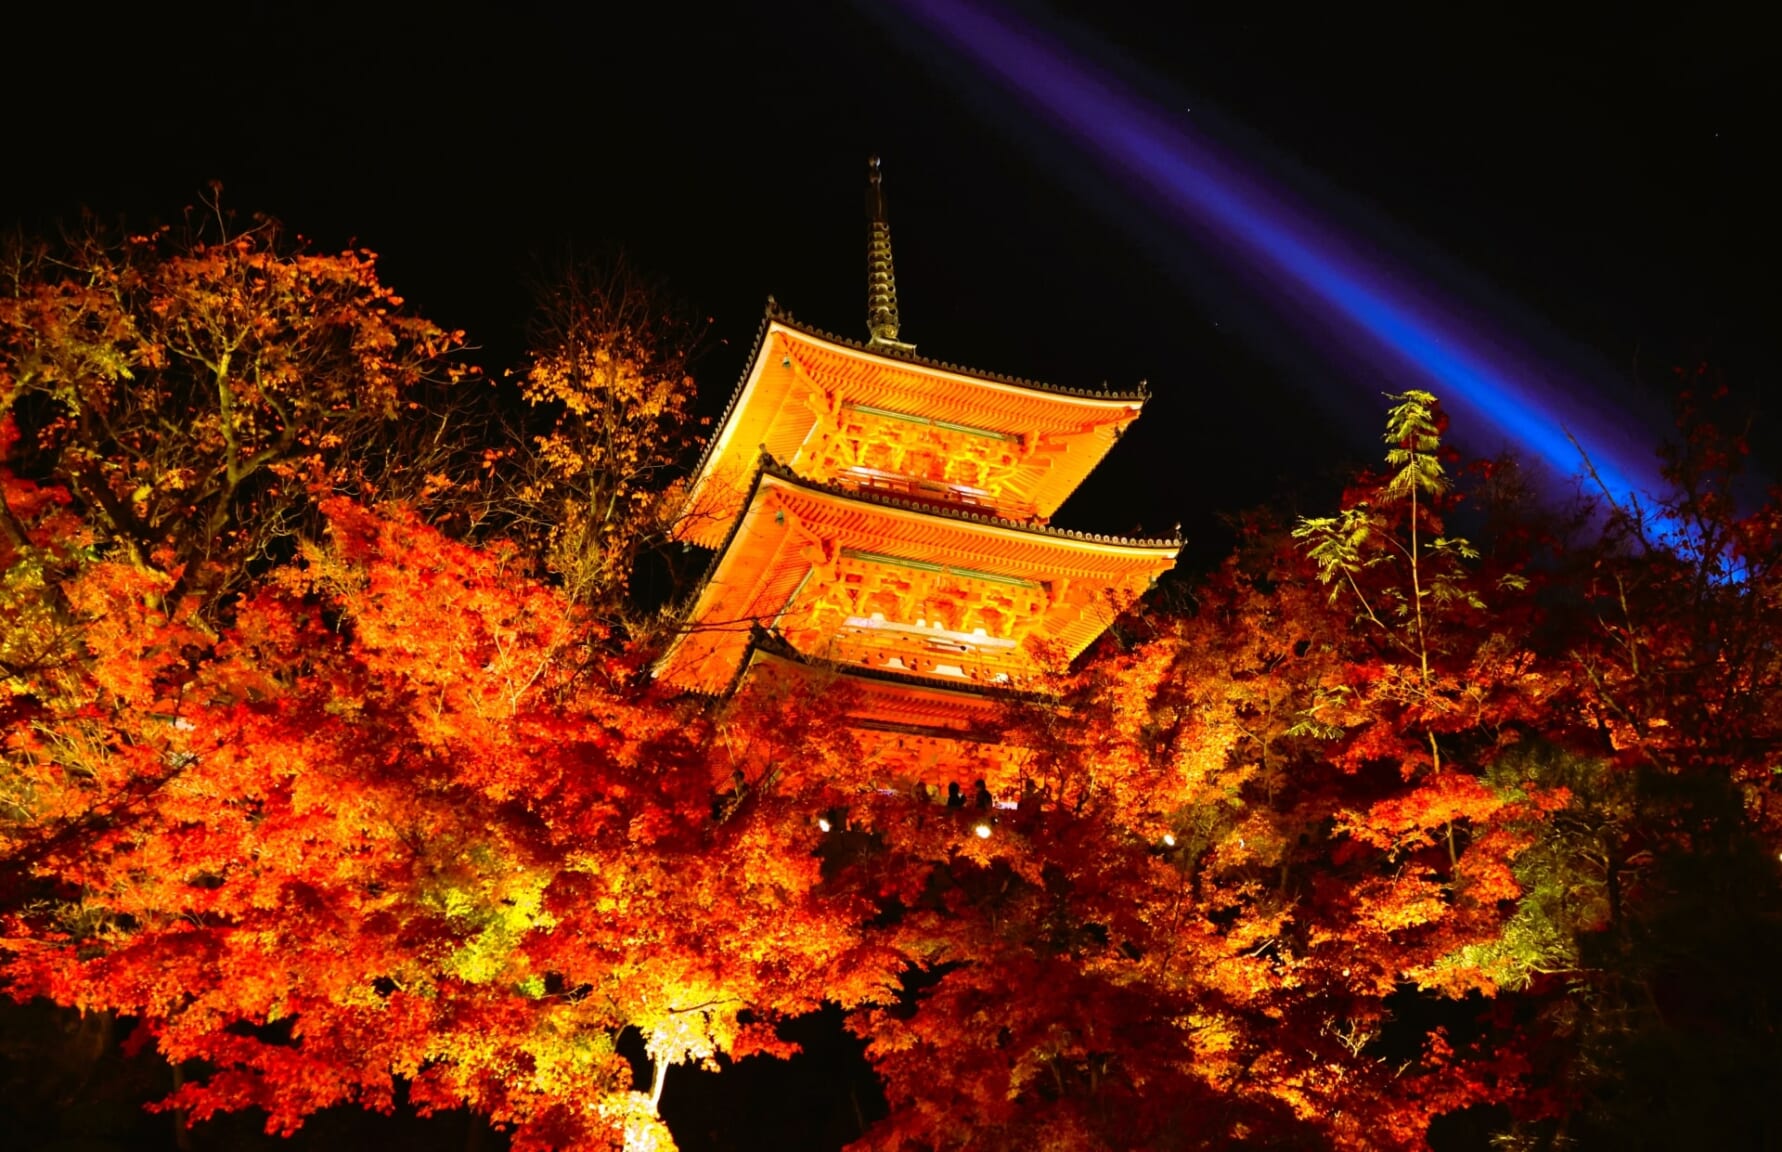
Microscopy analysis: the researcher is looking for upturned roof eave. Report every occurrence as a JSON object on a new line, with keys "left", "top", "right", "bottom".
{"left": 653, "top": 452, "right": 1180, "bottom": 695}
{"left": 683, "top": 300, "right": 1152, "bottom": 502}
{"left": 764, "top": 301, "right": 1151, "bottom": 404}
{"left": 753, "top": 454, "right": 1184, "bottom": 554}
{"left": 739, "top": 628, "right": 1052, "bottom": 705}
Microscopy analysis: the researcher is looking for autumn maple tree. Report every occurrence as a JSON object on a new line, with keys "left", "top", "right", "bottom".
{"left": 3, "top": 493, "right": 907, "bottom": 1150}
{"left": 0, "top": 202, "right": 473, "bottom": 623}
{"left": 502, "top": 256, "right": 707, "bottom": 620}
{"left": 812, "top": 392, "right": 1556, "bottom": 1151}
{"left": 7, "top": 201, "right": 1782, "bottom": 1152}
{"left": 0, "top": 210, "right": 888, "bottom": 1151}
{"left": 1475, "top": 381, "right": 1782, "bottom": 1150}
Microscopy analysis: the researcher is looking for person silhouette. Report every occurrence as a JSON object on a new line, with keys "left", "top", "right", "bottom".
{"left": 973, "top": 779, "right": 993, "bottom": 809}
{"left": 946, "top": 782, "right": 965, "bottom": 808}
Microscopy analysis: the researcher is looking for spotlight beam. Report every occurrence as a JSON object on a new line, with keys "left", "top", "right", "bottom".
{"left": 887, "top": 0, "right": 1664, "bottom": 509}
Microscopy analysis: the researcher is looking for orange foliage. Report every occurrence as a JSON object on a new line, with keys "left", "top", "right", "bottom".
{"left": 2, "top": 494, "right": 898, "bottom": 1150}
{"left": 13, "top": 230, "right": 1778, "bottom": 1151}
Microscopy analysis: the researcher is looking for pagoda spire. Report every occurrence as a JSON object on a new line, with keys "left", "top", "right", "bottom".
{"left": 866, "top": 156, "right": 915, "bottom": 351}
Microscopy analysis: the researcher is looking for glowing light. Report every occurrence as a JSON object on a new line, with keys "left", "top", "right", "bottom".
{"left": 887, "top": 0, "right": 1666, "bottom": 510}
{"left": 843, "top": 614, "right": 1019, "bottom": 651}
{"left": 973, "top": 822, "right": 993, "bottom": 839}
{"left": 817, "top": 817, "right": 832, "bottom": 833}
{"left": 1162, "top": 832, "right": 1177, "bottom": 848}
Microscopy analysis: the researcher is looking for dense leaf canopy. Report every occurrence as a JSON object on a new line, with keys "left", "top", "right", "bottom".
{"left": 5, "top": 218, "right": 1781, "bottom": 1151}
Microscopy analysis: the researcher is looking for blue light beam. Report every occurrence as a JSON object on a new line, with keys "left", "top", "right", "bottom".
{"left": 889, "top": 0, "right": 1666, "bottom": 508}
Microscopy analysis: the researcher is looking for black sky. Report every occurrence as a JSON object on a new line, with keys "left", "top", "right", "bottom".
{"left": 9, "top": 2, "right": 1778, "bottom": 566}
{"left": 6, "top": 8, "right": 1779, "bottom": 1147}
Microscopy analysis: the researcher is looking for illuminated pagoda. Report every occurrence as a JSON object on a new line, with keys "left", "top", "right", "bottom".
{"left": 656, "top": 158, "right": 1180, "bottom": 777}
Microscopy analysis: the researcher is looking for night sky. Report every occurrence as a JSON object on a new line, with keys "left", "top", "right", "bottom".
{"left": 8, "top": 7, "right": 1780, "bottom": 1147}
{"left": 9, "top": 3, "right": 1777, "bottom": 559}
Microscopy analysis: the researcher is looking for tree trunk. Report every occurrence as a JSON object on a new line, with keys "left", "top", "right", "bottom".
{"left": 169, "top": 1061, "right": 195, "bottom": 1152}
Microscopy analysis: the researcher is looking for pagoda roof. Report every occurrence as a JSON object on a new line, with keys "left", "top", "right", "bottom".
{"left": 753, "top": 300, "right": 1149, "bottom": 402}
{"left": 733, "top": 642, "right": 1030, "bottom": 784}
{"left": 747, "top": 456, "right": 1182, "bottom": 551}
{"left": 655, "top": 458, "right": 1180, "bottom": 696}
{"left": 678, "top": 304, "right": 1151, "bottom": 548}
{"left": 738, "top": 642, "right": 1008, "bottom": 741}
{"left": 739, "top": 627, "right": 1039, "bottom": 706}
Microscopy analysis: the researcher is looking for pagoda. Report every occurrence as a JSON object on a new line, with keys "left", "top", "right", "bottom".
{"left": 655, "top": 158, "right": 1180, "bottom": 774}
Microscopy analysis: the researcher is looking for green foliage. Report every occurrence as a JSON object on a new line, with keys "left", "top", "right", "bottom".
{"left": 1294, "top": 505, "right": 1381, "bottom": 601}
{"left": 1382, "top": 389, "right": 1448, "bottom": 501}
{"left": 1293, "top": 391, "right": 1488, "bottom": 635}
{"left": 1438, "top": 743, "right": 1633, "bottom": 990}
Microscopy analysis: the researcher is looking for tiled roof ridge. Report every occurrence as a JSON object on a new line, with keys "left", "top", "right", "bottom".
{"left": 756, "top": 453, "right": 1183, "bottom": 551}
{"left": 764, "top": 298, "right": 1150, "bottom": 403}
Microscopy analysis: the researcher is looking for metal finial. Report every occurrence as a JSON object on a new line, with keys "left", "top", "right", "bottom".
{"left": 867, "top": 155, "right": 887, "bottom": 221}
{"left": 866, "top": 156, "right": 914, "bottom": 351}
